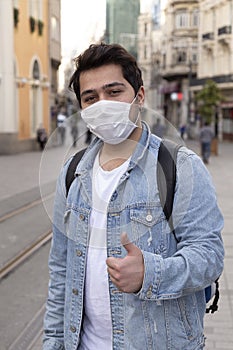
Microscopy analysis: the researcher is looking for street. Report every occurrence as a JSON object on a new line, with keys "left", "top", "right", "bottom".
{"left": 0, "top": 133, "right": 232, "bottom": 349}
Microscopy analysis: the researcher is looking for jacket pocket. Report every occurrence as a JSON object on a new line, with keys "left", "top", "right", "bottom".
{"left": 129, "top": 205, "right": 167, "bottom": 255}
{"left": 64, "top": 207, "right": 89, "bottom": 244}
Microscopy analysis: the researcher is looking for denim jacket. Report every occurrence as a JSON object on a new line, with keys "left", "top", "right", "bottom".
{"left": 43, "top": 122, "right": 224, "bottom": 350}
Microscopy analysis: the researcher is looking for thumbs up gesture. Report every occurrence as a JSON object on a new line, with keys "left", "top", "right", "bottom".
{"left": 106, "top": 233, "right": 144, "bottom": 293}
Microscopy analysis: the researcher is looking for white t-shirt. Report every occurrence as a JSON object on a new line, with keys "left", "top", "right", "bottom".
{"left": 79, "top": 153, "right": 130, "bottom": 350}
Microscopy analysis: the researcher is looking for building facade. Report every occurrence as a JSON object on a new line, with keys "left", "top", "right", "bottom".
{"left": 138, "top": 0, "right": 164, "bottom": 114}
{"left": 105, "top": 0, "right": 140, "bottom": 57}
{"left": 0, "top": 0, "right": 61, "bottom": 154}
{"left": 192, "top": 0, "right": 233, "bottom": 140}
{"left": 49, "top": 0, "right": 61, "bottom": 132}
{"left": 138, "top": 0, "right": 233, "bottom": 141}
{"left": 160, "top": 0, "right": 199, "bottom": 130}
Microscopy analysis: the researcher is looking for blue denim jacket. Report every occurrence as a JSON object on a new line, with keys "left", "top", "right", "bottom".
{"left": 43, "top": 122, "right": 224, "bottom": 350}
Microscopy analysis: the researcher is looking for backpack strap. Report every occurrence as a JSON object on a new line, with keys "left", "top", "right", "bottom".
{"left": 157, "top": 139, "right": 181, "bottom": 233}
{"left": 206, "top": 279, "right": 220, "bottom": 314}
{"left": 65, "top": 148, "right": 87, "bottom": 197}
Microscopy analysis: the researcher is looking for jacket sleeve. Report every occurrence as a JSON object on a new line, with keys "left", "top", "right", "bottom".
{"left": 138, "top": 148, "right": 224, "bottom": 301}
{"left": 43, "top": 165, "right": 68, "bottom": 350}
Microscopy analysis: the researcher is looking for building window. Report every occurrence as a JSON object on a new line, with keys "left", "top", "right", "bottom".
{"left": 28, "top": 0, "right": 43, "bottom": 34}
{"left": 144, "top": 23, "right": 147, "bottom": 36}
{"left": 192, "top": 52, "right": 198, "bottom": 63}
{"left": 177, "top": 51, "right": 187, "bottom": 63}
{"left": 29, "top": 0, "right": 43, "bottom": 20}
{"left": 162, "top": 53, "right": 166, "bottom": 69}
{"left": 144, "top": 45, "right": 147, "bottom": 59}
{"left": 176, "top": 10, "right": 188, "bottom": 28}
{"left": 51, "top": 16, "right": 59, "bottom": 41}
{"left": 153, "top": 4, "right": 160, "bottom": 27}
{"left": 192, "top": 8, "right": 199, "bottom": 27}
{"left": 33, "top": 60, "right": 40, "bottom": 80}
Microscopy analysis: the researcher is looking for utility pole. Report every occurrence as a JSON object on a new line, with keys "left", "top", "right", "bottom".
{"left": 187, "top": 60, "right": 192, "bottom": 125}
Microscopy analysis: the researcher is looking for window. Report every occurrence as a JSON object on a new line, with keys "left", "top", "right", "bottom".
{"left": 153, "top": 4, "right": 160, "bottom": 27}
{"left": 33, "top": 60, "right": 40, "bottom": 80}
{"left": 29, "top": 0, "right": 43, "bottom": 20}
{"left": 192, "top": 52, "right": 198, "bottom": 63}
{"left": 177, "top": 51, "right": 187, "bottom": 63}
{"left": 144, "top": 45, "right": 147, "bottom": 59}
{"left": 192, "top": 8, "right": 199, "bottom": 27}
{"left": 51, "top": 16, "right": 60, "bottom": 41}
{"left": 176, "top": 10, "right": 188, "bottom": 28}
{"left": 162, "top": 53, "right": 166, "bottom": 69}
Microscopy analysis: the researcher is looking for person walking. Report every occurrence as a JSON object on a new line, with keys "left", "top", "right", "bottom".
{"left": 152, "top": 118, "right": 165, "bottom": 138}
{"left": 200, "top": 122, "right": 214, "bottom": 164}
{"left": 69, "top": 116, "right": 79, "bottom": 148}
{"left": 57, "top": 109, "right": 67, "bottom": 145}
{"left": 36, "top": 124, "right": 47, "bottom": 150}
{"left": 43, "top": 43, "right": 224, "bottom": 350}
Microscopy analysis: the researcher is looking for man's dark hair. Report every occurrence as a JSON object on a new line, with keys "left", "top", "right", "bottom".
{"left": 69, "top": 43, "right": 143, "bottom": 108}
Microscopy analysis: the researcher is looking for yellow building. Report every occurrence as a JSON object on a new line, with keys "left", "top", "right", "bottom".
{"left": 0, "top": 0, "right": 61, "bottom": 154}
{"left": 15, "top": 0, "right": 49, "bottom": 141}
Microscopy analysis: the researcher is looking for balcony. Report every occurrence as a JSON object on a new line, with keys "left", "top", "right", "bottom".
{"left": 218, "top": 25, "right": 232, "bottom": 36}
{"left": 218, "top": 25, "right": 232, "bottom": 46}
{"left": 202, "top": 32, "right": 214, "bottom": 50}
{"left": 202, "top": 32, "right": 214, "bottom": 40}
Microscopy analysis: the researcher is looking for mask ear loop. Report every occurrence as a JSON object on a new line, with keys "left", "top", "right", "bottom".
{"left": 130, "top": 92, "right": 143, "bottom": 125}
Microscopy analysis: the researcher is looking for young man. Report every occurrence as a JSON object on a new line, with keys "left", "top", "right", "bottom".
{"left": 43, "top": 43, "right": 224, "bottom": 350}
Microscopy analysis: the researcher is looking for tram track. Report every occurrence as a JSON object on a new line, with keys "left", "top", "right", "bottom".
{"left": 0, "top": 192, "right": 54, "bottom": 223}
{"left": 0, "top": 191, "right": 54, "bottom": 280}
{"left": 0, "top": 229, "right": 52, "bottom": 280}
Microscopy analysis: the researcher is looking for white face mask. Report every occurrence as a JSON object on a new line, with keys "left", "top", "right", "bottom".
{"left": 80, "top": 99, "right": 140, "bottom": 144}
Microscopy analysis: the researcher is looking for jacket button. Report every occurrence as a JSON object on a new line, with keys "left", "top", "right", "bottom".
{"left": 70, "top": 325, "right": 76, "bottom": 333}
{"left": 72, "top": 288, "right": 79, "bottom": 295}
{"left": 79, "top": 214, "right": 85, "bottom": 221}
{"left": 146, "top": 214, "right": 153, "bottom": 222}
{"left": 76, "top": 249, "right": 82, "bottom": 257}
{"left": 146, "top": 287, "right": 153, "bottom": 298}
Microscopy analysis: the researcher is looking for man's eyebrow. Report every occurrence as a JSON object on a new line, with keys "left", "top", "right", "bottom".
{"left": 80, "top": 82, "right": 126, "bottom": 98}
{"left": 103, "top": 82, "right": 126, "bottom": 89}
{"left": 80, "top": 89, "right": 95, "bottom": 98}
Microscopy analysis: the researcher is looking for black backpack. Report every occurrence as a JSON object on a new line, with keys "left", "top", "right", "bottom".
{"left": 65, "top": 139, "right": 219, "bottom": 313}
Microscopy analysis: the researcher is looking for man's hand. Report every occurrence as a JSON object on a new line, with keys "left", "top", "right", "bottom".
{"left": 106, "top": 233, "right": 144, "bottom": 293}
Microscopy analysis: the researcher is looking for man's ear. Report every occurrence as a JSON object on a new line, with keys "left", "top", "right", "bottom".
{"left": 137, "top": 86, "right": 145, "bottom": 106}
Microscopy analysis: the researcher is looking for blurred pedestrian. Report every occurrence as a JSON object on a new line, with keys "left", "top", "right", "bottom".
{"left": 152, "top": 118, "right": 165, "bottom": 138}
{"left": 57, "top": 109, "right": 67, "bottom": 145}
{"left": 180, "top": 124, "right": 186, "bottom": 139}
{"left": 71, "top": 123, "right": 78, "bottom": 147}
{"left": 199, "top": 122, "right": 214, "bottom": 164}
{"left": 36, "top": 124, "right": 47, "bottom": 150}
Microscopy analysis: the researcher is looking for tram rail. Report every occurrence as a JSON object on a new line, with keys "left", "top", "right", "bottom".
{"left": 0, "top": 192, "right": 54, "bottom": 223}
{"left": 0, "top": 229, "right": 52, "bottom": 280}
{"left": 0, "top": 230, "right": 52, "bottom": 280}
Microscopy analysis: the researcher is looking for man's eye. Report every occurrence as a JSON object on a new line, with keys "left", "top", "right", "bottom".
{"left": 84, "top": 96, "right": 96, "bottom": 103}
{"left": 110, "top": 90, "right": 121, "bottom": 95}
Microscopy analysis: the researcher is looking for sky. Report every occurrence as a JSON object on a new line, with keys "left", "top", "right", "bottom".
{"left": 60, "top": 0, "right": 167, "bottom": 61}
{"left": 59, "top": 0, "right": 167, "bottom": 89}
{"left": 61, "top": 0, "right": 106, "bottom": 61}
